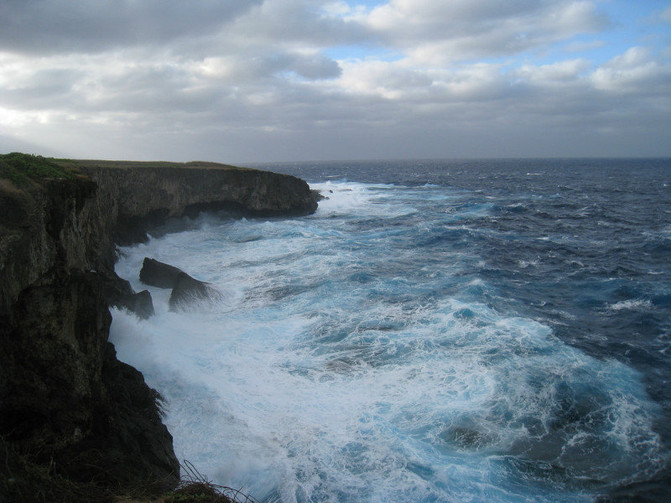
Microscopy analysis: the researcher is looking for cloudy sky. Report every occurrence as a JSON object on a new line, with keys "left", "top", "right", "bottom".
{"left": 1, "top": 0, "right": 670, "bottom": 162}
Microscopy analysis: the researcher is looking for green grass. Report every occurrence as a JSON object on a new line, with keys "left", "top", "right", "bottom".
{"left": 54, "top": 158, "right": 249, "bottom": 171}
{"left": 0, "top": 153, "right": 76, "bottom": 186}
{"left": 0, "top": 153, "right": 253, "bottom": 187}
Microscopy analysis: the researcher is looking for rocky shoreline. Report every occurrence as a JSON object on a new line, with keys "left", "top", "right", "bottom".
{"left": 0, "top": 154, "right": 319, "bottom": 502}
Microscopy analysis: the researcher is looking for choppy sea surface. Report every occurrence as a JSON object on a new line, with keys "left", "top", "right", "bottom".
{"left": 110, "top": 159, "right": 671, "bottom": 502}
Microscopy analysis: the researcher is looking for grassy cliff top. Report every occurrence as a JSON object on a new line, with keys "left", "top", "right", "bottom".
{"left": 0, "top": 153, "right": 254, "bottom": 188}
{"left": 54, "top": 158, "right": 250, "bottom": 171}
{"left": 0, "top": 153, "right": 77, "bottom": 186}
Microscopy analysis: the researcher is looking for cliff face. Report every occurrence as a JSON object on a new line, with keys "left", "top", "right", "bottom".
{"left": 0, "top": 170, "right": 179, "bottom": 499}
{"left": 0, "top": 155, "right": 319, "bottom": 500}
{"left": 0, "top": 176, "right": 103, "bottom": 442}
{"left": 67, "top": 161, "right": 318, "bottom": 244}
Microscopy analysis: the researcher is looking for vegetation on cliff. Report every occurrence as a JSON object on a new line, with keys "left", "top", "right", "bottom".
{"left": 0, "top": 152, "right": 76, "bottom": 186}
{"left": 54, "top": 158, "right": 247, "bottom": 171}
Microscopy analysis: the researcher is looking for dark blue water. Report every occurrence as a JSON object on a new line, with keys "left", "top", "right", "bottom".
{"left": 255, "top": 158, "right": 671, "bottom": 500}
{"left": 112, "top": 158, "right": 671, "bottom": 502}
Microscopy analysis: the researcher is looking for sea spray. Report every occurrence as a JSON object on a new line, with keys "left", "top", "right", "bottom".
{"left": 111, "top": 160, "right": 671, "bottom": 502}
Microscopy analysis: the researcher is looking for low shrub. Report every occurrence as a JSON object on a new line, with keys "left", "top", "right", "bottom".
{"left": 0, "top": 152, "right": 76, "bottom": 186}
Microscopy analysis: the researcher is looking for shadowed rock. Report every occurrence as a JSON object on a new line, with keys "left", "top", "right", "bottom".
{"left": 0, "top": 154, "right": 179, "bottom": 500}
{"left": 70, "top": 160, "right": 320, "bottom": 244}
{"left": 101, "top": 271, "right": 155, "bottom": 319}
{"left": 139, "top": 257, "right": 222, "bottom": 311}
{"left": 169, "top": 272, "right": 223, "bottom": 311}
{"left": 140, "top": 257, "right": 184, "bottom": 288}
{"left": 123, "top": 290, "right": 155, "bottom": 319}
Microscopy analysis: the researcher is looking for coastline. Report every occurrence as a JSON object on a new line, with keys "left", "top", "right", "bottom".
{"left": 0, "top": 153, "right": 319, "bottom": 502}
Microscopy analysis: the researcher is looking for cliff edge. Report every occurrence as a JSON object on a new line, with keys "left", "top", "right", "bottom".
{"left": 0, "top": 153, "right": 319, "bottom": 502}
{"left": 59, "top": 159, "right": 318, "bottom": 244}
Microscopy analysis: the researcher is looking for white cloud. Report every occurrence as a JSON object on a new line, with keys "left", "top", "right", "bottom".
{"left": 564, "top": 39, "right": 606, "bottom": 53}
{"left": 515, "top": 59, "right": 591, "bottom": 85}
{"left": 591, "top": 46, "right": 671, "bottom": 94}
{"left": 0, "top": 0, "right": 669, "bottom": 160}
{"left": 362, "top": 0, "right": 608, "bottom": 63}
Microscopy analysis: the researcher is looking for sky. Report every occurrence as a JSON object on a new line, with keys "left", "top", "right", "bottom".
{"left": 0, "top": 0, "right": 670, "bottom": 163}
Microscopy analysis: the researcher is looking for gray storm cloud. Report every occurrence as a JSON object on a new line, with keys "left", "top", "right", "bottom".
{"left": 0, "top": 0, "right": 669, "bottom": 161}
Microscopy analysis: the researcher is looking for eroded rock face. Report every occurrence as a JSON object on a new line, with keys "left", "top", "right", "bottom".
{"left": 0, "top": 156, "right": 319, "bottom": 499}
{"left": 0, "top": 270, "right": 109, "bottom": 449}
{"left": 0, "top": 171, "right": 178, "bottom": 494}
{"left": 94, "top": 343, "right": 179, "bottom": 485}
{"left": 75, "top": 162, "right": 319, "bottom": 244}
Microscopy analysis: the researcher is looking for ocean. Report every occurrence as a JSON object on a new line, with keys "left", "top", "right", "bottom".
{"left": 110, "top": 159, "right": 671, "bottom": 502}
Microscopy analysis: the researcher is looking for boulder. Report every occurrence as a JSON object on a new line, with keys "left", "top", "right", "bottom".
{"left": 139, "top": 258, "right": 222, "bottom": 311}
{"left": 169, "top": 272, "right": 223, "bottom": 311}
{"left": 101, "top": 271, "right": 155, "bottom": 319}
{"left": 140, "top": 257, "right": 184, "bottom": 288}
{"left": 123, "top": 290, "right": 155, "bottom": 319}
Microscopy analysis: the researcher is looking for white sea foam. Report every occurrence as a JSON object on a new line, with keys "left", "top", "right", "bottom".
{"left": 609, "top": 299, "right": 653, "bottom": 311}
{"left": 314, "top": 181, "right": 392, "bottom": 216}
{"left": 110, "top": 180, "right": 664, "bottom": 503}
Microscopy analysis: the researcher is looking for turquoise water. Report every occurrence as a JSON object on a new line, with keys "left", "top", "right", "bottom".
{"left": 110, "top": 159, "right": 671, "bottom": 502}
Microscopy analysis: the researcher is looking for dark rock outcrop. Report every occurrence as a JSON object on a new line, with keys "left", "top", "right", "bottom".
{"left": 94, "top": 343, "right": 179, "bottom": 484}
{"left": 101, "top": 270, "right": 155, "bottom": 319}
{"left": 169, "top": 271, "right": 223, "bottom": 311}
{"left": 127, "top": 289, "right": 155, "bottom": 319}
{"left": 140, "top": 258, "right": 222, "bottom": 311}
{"left": 140, "top": 257, "right": 185, "bottom": 289}
{"left": 0, "top": 165, "right": 178, "bottom": 498}
{"left": 62, "top": 160, "right": 319, "bottom": 244}
{"left": 0, "top": 154, "right": 318, "bottom": 500}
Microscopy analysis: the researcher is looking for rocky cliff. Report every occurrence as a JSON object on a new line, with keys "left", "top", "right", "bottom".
{"left": 60, "top": 159, "right": 318, "bottom": 244}
{"left": 0, "top": 154, "right": 319, "bottom": 502}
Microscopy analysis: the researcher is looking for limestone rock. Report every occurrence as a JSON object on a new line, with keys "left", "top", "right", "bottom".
{"left": 123, "top": 289, "right": 155, "bottom": 319}
{"left": 101, "top": 270, "right": 155, "bottom": 319}
{"left": 68, "top": 160, "right": 320, "bottom": 244}
{"left": 0, "top": 155, "right": 178, "bottom": 497}
{"left": 140, "top": 257, "right": 223, "bottom": 311}
{"left": 169, "top": 271, "right": 223, "bottom": 311}
{"left": 140, "top": 257, "right": 185, "bottom": 288}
